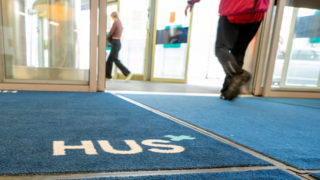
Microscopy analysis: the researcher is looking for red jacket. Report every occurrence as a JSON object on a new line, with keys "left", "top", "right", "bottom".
{"left": 189, "top": 0, "right": 269, "bottom": 16}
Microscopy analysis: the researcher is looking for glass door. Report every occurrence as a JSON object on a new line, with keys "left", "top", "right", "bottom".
{"left": 271, "top": 7, "right": 320, "bottom": 90}
{"left": 118, "top": 0, "right": 149, "bottom": 81}
{"left": 151, "top": 0, "right": 192, "bottom": 83}
{"left": 0, "top": 0, "right": 91, "bottom": 84}
{"left": 187, "top": 0, "right": 224, "bottom": 87}
{"left": 106, "top": 0, "right": 149, "bottom": 81}
{"left": 262, "top": 0, "right": 320, "bottom": 98}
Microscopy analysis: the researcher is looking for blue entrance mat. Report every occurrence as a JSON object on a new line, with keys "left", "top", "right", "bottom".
{"left": 310, "top": 173, "right": 320, "bottom": 180}
{"left": 121, "top": 94, "right": 320, "bottom": 170}
{"left": 67, "top": 169, "right": 301, "bottom": 180}
{"left": 0, "top": 92, "right": 271, "bottom": 176}
{"left": 254, "top": 98, "right": 320, "bottom": 109}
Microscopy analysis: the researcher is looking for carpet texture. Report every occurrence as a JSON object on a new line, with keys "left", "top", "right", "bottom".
{"left": 121, "top": 94, "right": 320, "bottom": 170}
{"left": 310, "top": 173, "right": 320, "bottom": 180}
{"left": 66, "top": 169, "right": 301, "bottom": 180}
{"left": 0, "top": 92, "right": 272, "bottom": 176}
{"left": 254, "top": 98, "right": 320, "bottom": 109}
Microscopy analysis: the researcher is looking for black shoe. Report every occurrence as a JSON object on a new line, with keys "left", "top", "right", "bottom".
{"left": 224, "top": 70, "right": 251, "bottom": 101}
{"left": 220, "top": 92, "right": 228, "bottom": 100}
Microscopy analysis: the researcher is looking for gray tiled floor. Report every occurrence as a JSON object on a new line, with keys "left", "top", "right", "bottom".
{"left": 105, "top": 79, "right": 223, "bottom": 94}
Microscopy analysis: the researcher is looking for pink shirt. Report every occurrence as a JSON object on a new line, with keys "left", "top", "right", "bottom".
{"left": 108, "top": 19, "right": 123, "bottom": 39}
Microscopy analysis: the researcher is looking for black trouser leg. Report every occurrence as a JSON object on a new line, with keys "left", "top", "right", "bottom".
{"left": 216, "top": 16, "right": 261, "bottom": 92}
{"left": 114, "top": 60, "right": 130, "bottom": 77}
{"left": 215, "top": 16, "right": 243, "bottom": 77}
{"left": 106, "top": 53, "right": 114, "bottom": 79}
{"left": 231, "top": 21, "right": 262, "bottom": 66}
{"left": 105, "top": 40, "right": 131, "bottom": 78}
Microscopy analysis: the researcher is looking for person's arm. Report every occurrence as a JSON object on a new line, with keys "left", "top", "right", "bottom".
{"left": 108, "top": 21, "right": 117, "bottom": 38}
{"left": 185, "top": 0, "right": 200, "bottom": 16}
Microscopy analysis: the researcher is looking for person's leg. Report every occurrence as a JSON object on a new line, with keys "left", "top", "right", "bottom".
{"left": 221, "top": 75, "right": 232, "bottom": 93}
{"left": 215, "top": 16, "right": 244, "bottom": 78}
{"left": 105, "top": 47, "right": 115, "bottom": 79}
{"left": 112, "top": 40, "right": 131, "bottom": 77}
{"left": 231, "top": 21, "right": 262, "bottom": 67}
{"left": 220, "top": 74, "right": 233, "bottom": 100}
{"left": 215, "top": 16, "right": 242, "bottom": 96}
{"left": 225, "top": 21, "right": 262, "bottom": 100}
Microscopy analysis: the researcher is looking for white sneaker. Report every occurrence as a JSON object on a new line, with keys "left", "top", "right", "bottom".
{"left": 125, "top": 73, "right": 133, "bottom": 82}
{"left": 106, "top": 78, "right": 112, "bottom": 81}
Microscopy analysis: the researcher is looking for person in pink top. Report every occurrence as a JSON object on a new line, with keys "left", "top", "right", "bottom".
{"left": 186, "top": 0, "right": 269, "bottom": 100}
{"left": 106, "top": 12, "right": 133, "bottom": 81}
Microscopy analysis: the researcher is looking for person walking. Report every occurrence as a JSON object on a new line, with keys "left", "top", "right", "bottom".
{"left": 185, "top": 0, "right": 269, "bottom": 100}
{"left": 106, "top": 12, "right": 133, "bottom": 81}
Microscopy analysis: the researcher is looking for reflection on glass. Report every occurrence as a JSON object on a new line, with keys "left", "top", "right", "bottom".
{"left": 272, "top": 7, "right": 320, "bottom": 88}
{"left": 153, "top": 0, "right": 190, "bottom": 79}
{"left": 1, "top": 0, "right": 90, "bottom": 82}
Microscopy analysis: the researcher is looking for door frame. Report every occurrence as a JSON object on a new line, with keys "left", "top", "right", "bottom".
{"left": 0, "top": 0, "right": 4, "bottom": 84}
{"left": 251, "top": 0, "right": 276, "bottom": 95}
{"left": 97, "top": 0, "right": 108, "bottom": 92}
{"left": 0, "top": 0, "right": 100, "bottom": 92}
